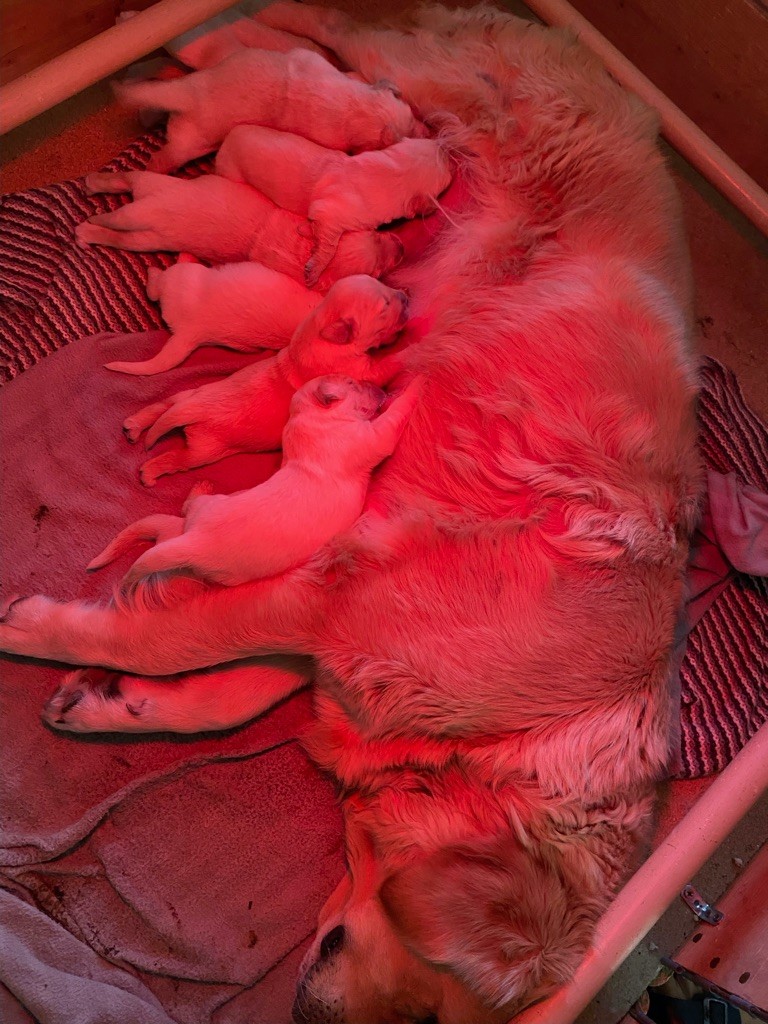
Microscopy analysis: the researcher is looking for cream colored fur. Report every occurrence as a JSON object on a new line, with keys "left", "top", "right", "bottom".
{"left": 105, "top": 256, "right": 321, "bottom": 376}
{"left": 89, "top": 377, "right": 418, "bottom": 587}
{"left": 115, "top": 46, "right": 423, "bottom": 172}
{"left": 216, "top": 126, "right": 451, "bottom": 281}
{"left": 77, "top": 170, "right": 404, "bottom": 288}
{"left": 163, "top": 1, "right": 328, "bottom": 69}
{"left": 0, "top": 5, "right": 701, "bottom": 1021}
{"left": 122, "top": 274, "right": 408, "bottom": 484}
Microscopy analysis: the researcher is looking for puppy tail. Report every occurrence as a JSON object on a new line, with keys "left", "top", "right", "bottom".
{"left": 121, "top": 536, "right": 198, "bottom": 589}
{"left": 104, "top": 333, "right": 196, "bottom": 376}
{"left": 87, "top": 514, "right": 184, "bottom": 572}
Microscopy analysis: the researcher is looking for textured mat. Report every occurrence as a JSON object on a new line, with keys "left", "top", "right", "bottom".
{"left": 0, "top": 135, "right": 765, "bottom": 779}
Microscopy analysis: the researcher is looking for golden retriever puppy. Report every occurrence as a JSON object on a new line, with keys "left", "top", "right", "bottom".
{"left": 115, "top": 47, "right": 424, "bottom": 173}
{"left": 123, "top": 274, "right": 408, "bottom": 484}
{"left": 163, "top": 2, "right": 328, "bottom": 69}
{"left": 89, "top": 376, "right": 418, "bottom": 587}
{"left": 216, "top": 126, "right": 452, "bottom": 283}
{"left": 0, "top": 4, "right": 702, "bottom": 1020}
{"left": 77, "top": 171, "right": 404, "bottom": 287}
{"left": 105, "top": 256, "right": 321, "bottom": 376}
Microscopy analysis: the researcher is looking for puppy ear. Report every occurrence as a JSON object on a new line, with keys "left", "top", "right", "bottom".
{"left": 296, "top": 221, "right": 314, "bottom": 240}
{"left": 380, "top": 840, "right": 599, "bottom": 1011}
{"left": 319, "top": 318, "right": 357, "bottom": 345}
{"left": 313, "top": 380, "right": 344, "bottom": 406}
{"left": 372, "top": 78, "right": 402, "bottom": 98}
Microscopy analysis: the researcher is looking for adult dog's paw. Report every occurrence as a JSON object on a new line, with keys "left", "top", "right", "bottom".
{"left": 0, "top": 594, "right": 61, "bottom": 657}
{"left": 43, "top": 668, "right": 151, "bottom": 733}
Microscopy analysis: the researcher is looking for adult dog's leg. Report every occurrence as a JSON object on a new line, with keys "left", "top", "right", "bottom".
{"left": 42, "top": 657, "right": 311, "bottom": 734}
{"left": 0, "top": 573, "right": 325, "bottom": 674}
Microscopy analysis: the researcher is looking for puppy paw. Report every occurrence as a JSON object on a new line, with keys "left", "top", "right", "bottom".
{"left": 122, "top": 415, "right": 145, "bottom": 444}
{"left": 139, "top": 461, "right": 160, "bottom": 487}
{"left": 43, "top": 668, "right": 152, "bottom": 733}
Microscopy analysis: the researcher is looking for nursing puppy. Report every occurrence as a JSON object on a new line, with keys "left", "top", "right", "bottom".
{"left": 163, "top": 3, "right": 328, "bottom": 69}
{"left": 123, "top": 274, "right": 409, "bottom": 484}
{"left": 115, "top": 47, "right": 423, "bottom": 173}
{"left": 106, "top": 257, "right": 321, "bottom": 376}
{"left": 216, "top": 127, "right": 451, "bottom": 282}
{"left": 90, "top": 376, "right": 418, "bottom": 587}
{"left": 77, "top": 171, "right": 404, "bottom": 286}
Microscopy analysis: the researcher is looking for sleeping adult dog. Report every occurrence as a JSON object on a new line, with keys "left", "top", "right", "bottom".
{"left": 0, "top": 3, "right": 700, "bottom": 1021}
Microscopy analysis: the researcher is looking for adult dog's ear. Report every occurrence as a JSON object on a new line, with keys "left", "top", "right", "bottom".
{"left": 379, "top": 840, "right": 599, "bottom": 1011}
{"left": 320, "top": 318, "right": 357, "bottom": 344}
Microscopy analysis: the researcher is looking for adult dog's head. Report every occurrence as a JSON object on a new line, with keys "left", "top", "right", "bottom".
{"left": 293, "top": 788, "right": 630, "bottom": 1024}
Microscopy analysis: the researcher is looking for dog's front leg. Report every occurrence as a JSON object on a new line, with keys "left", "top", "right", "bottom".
{"left": 42, "top": 656, "right": 312, "bottom": 734}
{"left": 0, "top": 573, "right": 326, "bottom": 675}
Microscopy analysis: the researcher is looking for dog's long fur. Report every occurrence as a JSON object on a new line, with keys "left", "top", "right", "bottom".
{"left": 1, "top": 5, "right": 700, "bottom": 1021}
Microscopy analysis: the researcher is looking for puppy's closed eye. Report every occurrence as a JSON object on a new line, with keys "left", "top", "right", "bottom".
{"left": 320, "top": 318, "right": 357, "bottom": 344}
{"left": 314, "top": 384, "right": 343, "bottom": 406}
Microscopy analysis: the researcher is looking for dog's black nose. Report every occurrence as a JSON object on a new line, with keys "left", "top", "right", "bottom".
{"left": 319, "top": 924, "right": 345, "bottom": 961}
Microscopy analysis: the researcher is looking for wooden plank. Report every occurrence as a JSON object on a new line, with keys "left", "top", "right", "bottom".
{"left": 676, "top": 841, "right": 768, "bottom": 1012}
{"left": 0, "top": 0, "right": 122, "bottom": 85}
{"left": 567, "top": 0, "right": 768, "bottom": 190}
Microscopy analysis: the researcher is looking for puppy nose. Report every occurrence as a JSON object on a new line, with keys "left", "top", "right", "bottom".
{"left": 363, "top": 383, "right": 387, "bottom": 410}
{"left": 319, "top": 924, "right": 345, "bottom": 961}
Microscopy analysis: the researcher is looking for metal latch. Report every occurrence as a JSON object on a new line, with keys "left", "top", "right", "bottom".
{"left": 681, "top": 883, "right": 724, "bottom": 925}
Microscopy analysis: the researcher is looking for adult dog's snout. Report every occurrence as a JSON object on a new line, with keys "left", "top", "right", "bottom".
{"left": 291, "top": 925, "right": 347, "bottom": 1024}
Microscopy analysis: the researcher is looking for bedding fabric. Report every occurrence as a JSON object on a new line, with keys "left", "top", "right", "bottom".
{"left": 0, "top": 136, "right": 765, "bottom": 1022}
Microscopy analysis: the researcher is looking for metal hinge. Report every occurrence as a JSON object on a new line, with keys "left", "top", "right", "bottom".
{"left": 681, "top": 883, "right": 724, "bottom": 925}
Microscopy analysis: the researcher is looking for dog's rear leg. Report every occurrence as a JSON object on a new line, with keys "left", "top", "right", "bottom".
{"left": 147, "top": 116, "right": 212, "bottom": 173}
{"left": 43, "top": 657, "right": 311, "bottom": 734}
{"left": 305, "top": 223, "right": 342, "bottom": 287}
{"left": 86, "top": 514, "right": 184, "bottom": 572}
{"left": 123, "top": 390, "right": 196, "bottom": 444}
{"left": 0, "top": 573, "right": 325, "bottom": 673}
{"left": 140, "top": 436, "right": 224, "bottom": 486}
{"left": 83, "top": 171, "right": 137, "bottom": 195}
{"left": 74, "top": 222, "right": 163, "bottom": 252}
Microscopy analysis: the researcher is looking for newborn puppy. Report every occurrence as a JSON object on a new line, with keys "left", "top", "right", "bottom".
{"left": 76, "top": 171, "right": 404, "bottom": 285}
{"left": 116, "top": 48, "right": 423, "bottom": 172}
{"left": 216, "top": 128, "right": 452, "bottom": 283}
{"left": 123, "top": 275, "right": 409, "bottom": 485}
{"left": 89, "top": 375, "right": 419, "bottom": 587}
{"left": 106, "top": 257, "right": 321, "bottom": 376}
{"left": 164, "top": 6, "right": 328, "bottom": 69}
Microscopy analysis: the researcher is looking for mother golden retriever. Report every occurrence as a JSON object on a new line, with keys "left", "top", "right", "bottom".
{"left": 0, "top": 3, "right": 700, "bottom": 1021}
